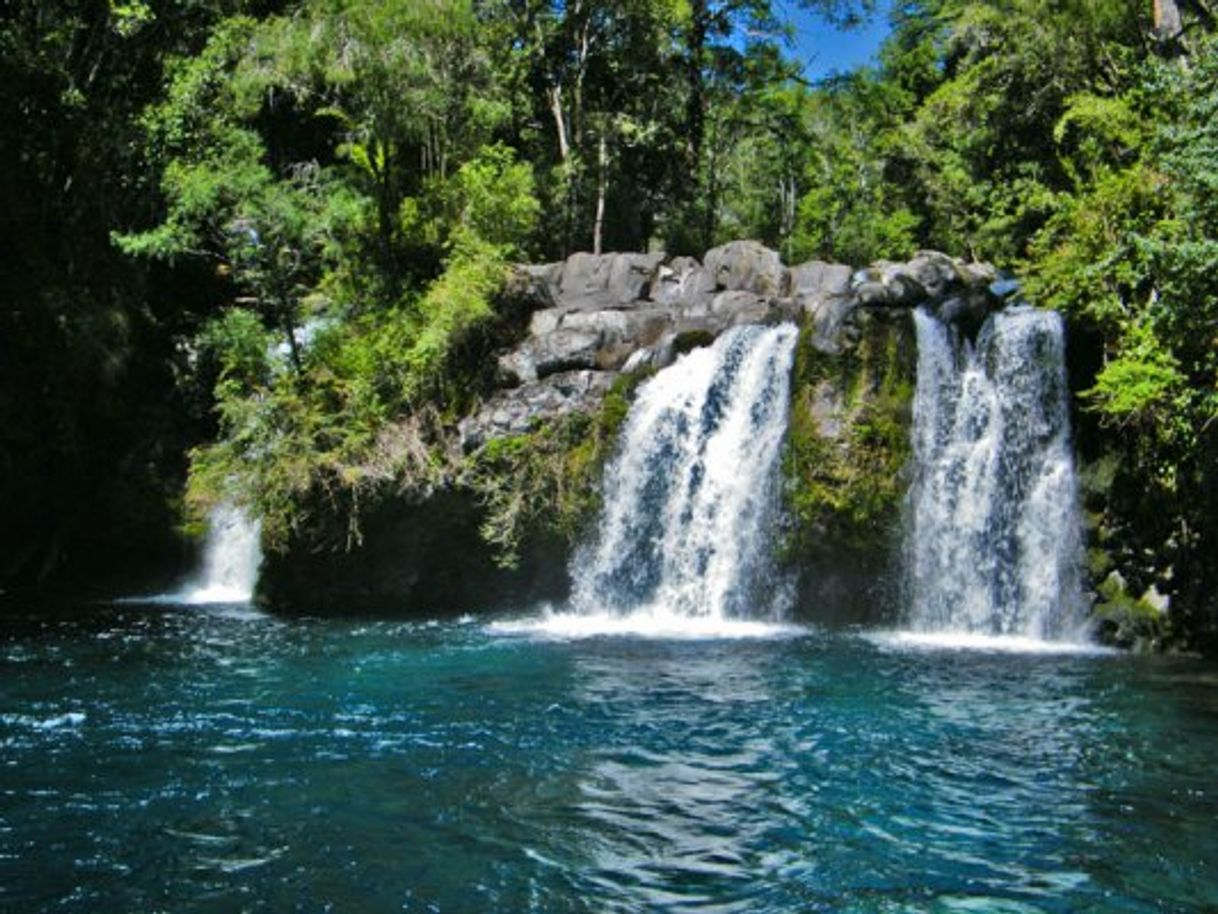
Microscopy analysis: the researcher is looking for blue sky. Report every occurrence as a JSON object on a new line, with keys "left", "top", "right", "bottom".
{"left": 781, "top": 1, "right": 894, "bottom": 80}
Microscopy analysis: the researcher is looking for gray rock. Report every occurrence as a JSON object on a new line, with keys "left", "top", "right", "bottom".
{"left": 528, "top": 307, "right": 564, "bottom": 336}
{"left": 787, "top": 261, "right": 852, "bottom": 298}
{"left": 560, "top": 308, "right": 671, "bottom": 348}
{"left": 459, "top": 370, "right": 616, "bottom": 450}
{"left": 704, "top": 241, "right": 786, "bottom": 295}
{"left": 497, "top": 349, "right": 537, "bottom": 386}
{"left": 558, "top": 252, "right": 604, "bottom": 298}
{"left": 521, "top": 262, "right": 563, "bottom": 296}
{"left": 904, "top": 251, "right": 959, "bottom": 299}
{"left": 622, "top": 332, "right": 678, "bottom": 374}
{"left": 711, "top": 289, "right": 769, "bottom": 317}
{"left": 649, "top": 256, "right": 716, "bottom": 305}
{"left": 957, "top": 260, "right": 999, "bottom": 287}
{"left": 485, "top": 245, "right": 1006, "bottom": 443}
{"left": 854, "top": 280, "right": 893, "bottom": 307}
{"left": 876, "top": 261, "right": 928, "bottom": 305}
{"left": 609, "top": 252, "right": 666, "bottom": 303}
{"left": 558, "top": 251, "right": 665, "bottom": 307}
{"left": 521, "top": 328, "right": 603, "bottom": 379}
{"left": 801, "top": 295, "right": 859, "bottom": 355}
{"left": 935, "top": 291, "right": 995, "bottom": 335}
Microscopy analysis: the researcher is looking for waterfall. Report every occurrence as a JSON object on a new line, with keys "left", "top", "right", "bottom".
{"left": 906, "top": 306, "right": 1086, "bottom": 640}
{"left": 565, "top": 323, "right": 799, "bottom": 629}
{"left": 179, "top": 502, "right": 263, "bottom": 604}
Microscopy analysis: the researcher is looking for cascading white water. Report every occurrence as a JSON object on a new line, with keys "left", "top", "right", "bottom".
{"left": 563, "top": 323, "right": 800, "bottom": 630}
{"left": 179, "top": 502, "right": 263, "bottom": 604}
{"left": 907, "top": 306, "right": 1087, "bottom": 641}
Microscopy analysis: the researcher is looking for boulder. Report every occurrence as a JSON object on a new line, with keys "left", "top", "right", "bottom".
{"left": 559, "top": 308, "right": 671, "bottom": 349}
{"left": 787, "top": 261, "right": 852, "bottom": 298}
{"left": 558, "top": 252, "right": 666, "bottom": 308}
{"left": 854, "top": 280, "right": 894, "bottom": 307}
{"left": 649, "top": 256, "right": 716, "bottom": 305}
{"left": 904, "top": 251, "right": 959, "bottom": 299}
{"left": 956, "top": 260, "right": 999, "bottom": 288}
{"left": 622, "top": 332, "right": 679, "bottom": 374}
{"left": 935, "top": 290, "right": 997, "bottom": 337}
{"left": 520, "top": 262, "right": 563, "bottom": 298}
{"left": 520, "top": 328, "right": 603, "bottom": 379}
{"left": 801, "top": 295, "right": 859, "bottom": 355}
{"left": 704, "top": 241, "right": 786, "bottom": 296}
{"left": 528, "top": 307, "right": 564, "bottom": 336}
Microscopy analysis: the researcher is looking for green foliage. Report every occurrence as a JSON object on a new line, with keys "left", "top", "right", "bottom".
{"left": 788, "top": 74, "right": 921, "bottom": 264}
{"left": 110, "top": 5, "right": 541, "bottom": 547}
{"left": 1083, "top": 322, "right": 1186, "bottom": 429}
{"left": 782, "top": 322, "right": 913, "bottom": 554}
{"left": 185, "top": 239, "right": 511, "bottom": 548}
{"left": 197, "top": 309, "right": 274, "bottom": 391}
{"left": 466, "top": 372, "right": 648, "bottom": 568}
{"left": 0, "top": 0, "right": 261, "bottom": 587}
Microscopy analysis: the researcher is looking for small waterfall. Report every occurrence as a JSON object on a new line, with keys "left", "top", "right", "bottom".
{"left": 567, "top": 323, "right": 799, "bottom": 629}
{"left": 179, "top": 502, "right": 263, "bottom": 604}
{"left": 907, "top": 306, "right": 1086, "bottom": 640}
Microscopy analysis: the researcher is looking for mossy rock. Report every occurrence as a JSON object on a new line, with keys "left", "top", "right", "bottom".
{"left": 463, "top": 367, "right": 651, "bottom": 568}
{"left": 781, "top": 318, "right": 915, "bottom": 557}
{"left": 1092, "top": 570, "right": 1166, "bottom": 651}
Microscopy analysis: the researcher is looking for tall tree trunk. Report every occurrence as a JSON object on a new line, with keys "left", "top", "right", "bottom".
{"left": 593, "top": 132, "right": 607, "bottom": 256}
{"left": 547, "top": 85, "right": 570, "bottom": 163}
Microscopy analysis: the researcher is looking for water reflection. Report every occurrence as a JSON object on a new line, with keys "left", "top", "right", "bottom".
{"left": 565, "top": 642, "right": 786, "bottom": 912}
{"left": 1, "top": 607, "right": 1217, "bottom": 913}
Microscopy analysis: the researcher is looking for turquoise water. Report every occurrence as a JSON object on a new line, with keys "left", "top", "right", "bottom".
{"left": 2, "top": 602, "right": 1217, "bottom": 913}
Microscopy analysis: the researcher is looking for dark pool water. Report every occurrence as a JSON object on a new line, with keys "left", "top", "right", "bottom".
{"left": 1, "top": 602, "right": 1216, "bottom": 913}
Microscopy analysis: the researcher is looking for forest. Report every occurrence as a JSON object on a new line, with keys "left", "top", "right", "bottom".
{"left": 2, "top": 0, "right": 1217, "bottom": 647}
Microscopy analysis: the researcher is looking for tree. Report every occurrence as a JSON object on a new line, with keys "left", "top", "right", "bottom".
{"left": 0, "top": 0, "right": 268, "bottom": 588}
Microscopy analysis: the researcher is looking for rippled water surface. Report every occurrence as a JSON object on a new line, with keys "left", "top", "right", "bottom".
{"left": 2, "top": 602, "right": 1217, "bottom": 912}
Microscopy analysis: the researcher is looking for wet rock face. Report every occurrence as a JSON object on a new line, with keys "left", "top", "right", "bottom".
{"left": 461, "top": 242, "right": 1005, "bottom": 451}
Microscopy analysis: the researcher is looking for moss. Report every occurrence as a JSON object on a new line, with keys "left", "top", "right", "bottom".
{"left": 1086, "top": 547, "right": 1114, "bottom": 578}
{"left": 1092, "top": 571, "right": 1166, "bottom": 650}
{"left": 464, "top": 368, "right": 651, "bottom": 568}
{"left": 780, "top": 318, "right": 915, "bottom": 559}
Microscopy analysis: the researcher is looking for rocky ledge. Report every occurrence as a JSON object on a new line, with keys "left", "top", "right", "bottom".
{"left": 460, "top": 241, "right": 1012, "bottom": 449}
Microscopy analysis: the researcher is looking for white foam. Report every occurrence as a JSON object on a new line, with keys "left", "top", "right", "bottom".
{"left": 177, "top": 584, "right": 254, "bottom": 606}
{"left": 116, "top": 503, "right": 262, "bottom": 606}
{"left": 867, "top": 630, "right": 1114, "bottom": 656}
{"left": 489, "top": 608, "right": 806, "bottom": 641}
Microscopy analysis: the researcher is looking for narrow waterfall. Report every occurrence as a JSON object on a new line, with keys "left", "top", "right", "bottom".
{"left": 180, "top": 502, "right": 263, "bottom": 604}
{"left": 569, "top": 323, "right": 799, "bottom": 624}
{"left": 907, "top": 306, "right": 1086, "bottom": 640}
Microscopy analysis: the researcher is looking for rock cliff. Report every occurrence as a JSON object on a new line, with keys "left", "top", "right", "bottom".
{"left": 260, "top": 241, "right": 1014, "bottom": 615}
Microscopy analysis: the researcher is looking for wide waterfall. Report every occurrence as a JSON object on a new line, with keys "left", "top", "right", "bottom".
{"left": 178, "top": 502, "right": 263, "bottom": 604}
{"left": 518, "top": 323, "right": 798, "bottom": 636}
{"left": 906, "top": 306, "right": 1086, "bottom": 641}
